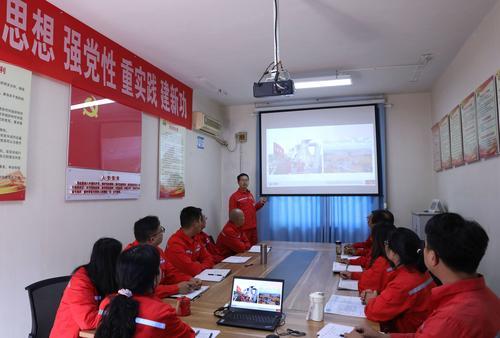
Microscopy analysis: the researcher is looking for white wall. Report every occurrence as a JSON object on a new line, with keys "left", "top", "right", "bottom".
{"left": 431, "top": 0, "right": 500, "bottom": 294}
{"left": 0, "top": 74, "right": 224, "bottom": 337}
{"left": 386, "top": 93, "right": 435, "bottom": 226}
{"left": 221, "top": 97, "right": 434, "bottom": 230}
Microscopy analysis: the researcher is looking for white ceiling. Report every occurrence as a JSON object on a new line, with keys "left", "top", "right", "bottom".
{"left": 48, "top": 0, "right": 497, "bottom": 106}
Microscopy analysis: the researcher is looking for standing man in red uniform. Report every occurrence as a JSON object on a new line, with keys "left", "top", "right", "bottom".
{"left": 229, "top": 173, "right": 267, "bottom": 245}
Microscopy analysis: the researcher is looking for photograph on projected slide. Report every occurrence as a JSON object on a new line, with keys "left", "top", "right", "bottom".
{"left": 267, "top": 125, "right": 374, "bottom": 177}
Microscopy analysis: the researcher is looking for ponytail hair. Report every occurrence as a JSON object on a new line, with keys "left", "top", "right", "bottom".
{"left": 370, "top": 222, "right": 396, "bottom": 266}
{"left": 387, "top": 228, "right": 426, "bottom": 273}
{"left": 95, "top": 244, "right": 161, "bottom": 338}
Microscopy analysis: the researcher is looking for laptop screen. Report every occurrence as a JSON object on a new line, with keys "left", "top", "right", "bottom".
{"left": 230, "top": 277, "right": 284, "bottom": 313}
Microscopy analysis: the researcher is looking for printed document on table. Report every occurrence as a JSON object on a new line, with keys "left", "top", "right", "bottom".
{"left": 192, "top": 327, "right": 220, "bottom": 337}
{"left": 195, "top": 269, "right": 231, "bottom": 282}
{"left": 170, "top": 285, "right": 209, "bottom": 300}
{"left": 317, "top": 323, "right": 355, "bottom": 338}
{"left": 248, "top": 245, "right": 272, "bottom": 253}
{"left": 347, "top": 265, "right": 363, "bottom": 272}
{"left": 338, "top": 279, "right": 359, "bottom": 291}
{"left": 222, "top": 256, "right": 251, "bottom": 263}
{"left": 324, "top": 295, "right": 366, "bottom": 318}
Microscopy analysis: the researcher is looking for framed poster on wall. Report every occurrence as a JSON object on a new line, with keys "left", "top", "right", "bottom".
{"left": 460, "top": 93, "right": 480, "bottom": 163}
{"left": 431, "top": 123, "right": 442, "bottom": 172}
{"left": 0, "top": 61, "right": 31, "bottom": 201}
{"left": 439, "top": 115, "right": 452, "bottom": 170}
{"left": 66, "top": 86, "right": 142, "bottom": 200}
{"left": 158, "top": 120, "right": 186, "bottom": 199}
{"left": 449, "top": 106, "right": 464, "bottom": 167}
{"left": 475, "top": 76, "right": 499, "bottom": 158}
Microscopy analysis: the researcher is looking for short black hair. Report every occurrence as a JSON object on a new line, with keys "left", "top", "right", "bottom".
{"left": 237, "top": 173, "right": 249, "bottom": 181}
{"left": 134, "top": 216, "right": 160, "bottom": 243}
{"left": 425, "top": 213, "right": 489, "bottom": 274}
{"left": 180, "top": 206, "right": 202, "bottom": 228}
{"left": 371, "top": 209, "right": 394, "bottom": 225}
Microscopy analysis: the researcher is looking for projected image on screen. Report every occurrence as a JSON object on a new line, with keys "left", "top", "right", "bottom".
{"left": 260, "top": 106, "right": 379, "bottom": 195}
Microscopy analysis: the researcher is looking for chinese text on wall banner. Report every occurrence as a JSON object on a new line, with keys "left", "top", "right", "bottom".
{"left": 0, "top": 0, "right": 192, "bottom": 129}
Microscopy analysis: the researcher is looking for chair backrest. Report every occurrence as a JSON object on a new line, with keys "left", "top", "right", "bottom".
{"left": 25, "top": 276, "right": 71, "bottom": 338}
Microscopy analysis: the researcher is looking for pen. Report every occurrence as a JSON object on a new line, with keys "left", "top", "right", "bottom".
{"left": 208, "top": 334, "right": 213, "bottom": 338}
{"left": 208, "top": 273, "right": 223, "bottom": 276}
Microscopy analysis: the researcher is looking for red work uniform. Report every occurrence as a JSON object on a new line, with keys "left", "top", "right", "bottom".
{"left": 365, "top": 266, "right": 434, "bottom": 333}
{"left": 50, "top": 267, "right": 102, "bottom": 338}
{"left": 216, "top": 221, "right": 252, "bottom": 257}
{"left": 98, "top": 294, "right": 194, "bottom": 338}
{"left": 166, "top": 229, "right": 214, "bottom": 277}
{"left": 229, "top": 189, "right": 264, "bottom": 246}
{"left": 350, "top": 256, "right": 394, "bottom": 293}
{"left": 126, "top": 241, "right": 191, "bottom": 298}
{"left": 196, "top": 231, "right": 224, "bottom": 263}
{"left": 352, "top": 235, "right": 372, "bottom": 255}
{"left": 391, "top": 276, "right": 500, "bottom": 338}
{"left": 349, "top": 247, "right": 372, "bottom": 269}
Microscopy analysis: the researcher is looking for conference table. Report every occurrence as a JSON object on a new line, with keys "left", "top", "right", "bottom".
{"left": 80, "top": 241, "right": 377, "bottom": 337}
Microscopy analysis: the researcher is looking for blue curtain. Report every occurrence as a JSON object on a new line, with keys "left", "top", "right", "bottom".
{"left": 258, "top": 195, "right": 382, "bottom": 243}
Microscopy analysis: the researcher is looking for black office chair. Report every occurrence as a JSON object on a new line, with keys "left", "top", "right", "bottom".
{"left": 25, "top": 276, "right": 70, "bottom": 338}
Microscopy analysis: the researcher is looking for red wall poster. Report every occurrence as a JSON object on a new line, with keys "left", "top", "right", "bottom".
{"left": 65, "top": 86, "right": 142, "bottom": 200}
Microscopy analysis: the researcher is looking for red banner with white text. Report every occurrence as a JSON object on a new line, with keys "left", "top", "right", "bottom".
{"left": 0, "top": 0, "right": 192, "bottom": 129}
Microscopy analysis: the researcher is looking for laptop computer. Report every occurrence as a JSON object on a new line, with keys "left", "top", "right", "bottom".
{"left": 217, "top": 276, "right": 285, "bottom": 331}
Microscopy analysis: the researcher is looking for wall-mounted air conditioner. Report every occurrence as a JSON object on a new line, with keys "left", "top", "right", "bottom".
{"left": 193, "top": 111, "right": 222, "bottom": 136}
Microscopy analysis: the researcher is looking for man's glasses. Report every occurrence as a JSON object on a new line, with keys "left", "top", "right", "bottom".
{"left": 151, "top": 225, "right": 165, "bottom": 237}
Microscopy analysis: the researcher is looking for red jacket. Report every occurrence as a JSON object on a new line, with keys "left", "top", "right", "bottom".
{"left": 216, "top": 221, "right": 252, "bottom": 257}
{"left": 229, "top": 189, "right": 264, "bottom": 230}
{"left": 351, "top": 256, "right": 394, "bottom": 293}
{"left": 365, "top": 266, "right": 434, "bottom": 333}
{"left": 98, "top": 294, "right": 194, "bottom": 338}
{"left": 349, "top": 247, "right": 372, "bottom": 269}
{"left": 50, "top": 267, "right": 102, "bottom": 338}
{"left": 352, "top": 235, "right": 372, "bottom": 255}
{"left": 126, "top": 241, "right": 191, "bottom": 298}
{"left": 196, "top": 231, "right": 224, "bottom": 263}
{"left": 391, "top": 276, "right": 500, "bottom": 338}
{"left": 165, "top": 229, "right": 214, "bottom": 276}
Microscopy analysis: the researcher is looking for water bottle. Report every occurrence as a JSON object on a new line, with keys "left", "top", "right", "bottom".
{"left": 260, "top": 243, "right": 268, "bottom": 264}
{"left": 306, "top": 292, "right": 325, "bottom": 321}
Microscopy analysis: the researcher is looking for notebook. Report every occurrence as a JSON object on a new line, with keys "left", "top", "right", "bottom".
{"left": 222, "top": 256, "right": 252, "bottom": 263}
{"left": 217, "top": 276, "right": 284, "bottom": 331}
{"left": 332, "top": 262, "right": 363, "bottom": 273}
{"left": 248, "top": 245, "right": 272, "bottom": 253}
{"left": 317, "top": 323, "right": 354, "bottom": 337}
{"left": 195, "top": 269, "right": 231, "bottom": 282}
{"left": 324, "top": 295, "right": 366, "bottom": 318}
{"left": 338, "top": 279, "right": 359, "bottom": 291}
{"left": 170, "top": 285, "right": 209, "bottom": 300}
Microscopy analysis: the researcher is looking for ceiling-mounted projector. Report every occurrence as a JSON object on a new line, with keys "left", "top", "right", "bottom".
{"left": 253, "top": 0, "right": 294, "bottom": 98}
{"left": 253, "top": 79, "right": 294, "bottom": 97}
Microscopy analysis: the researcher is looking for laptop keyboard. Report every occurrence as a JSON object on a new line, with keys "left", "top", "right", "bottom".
{"left": 226, "top": 312, "right": 277, "bottom": 324}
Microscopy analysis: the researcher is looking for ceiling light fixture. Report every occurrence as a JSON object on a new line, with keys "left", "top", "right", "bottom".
{"left": 70, "top": 98, "right": 114, "bottom": 110}
{"left": 294, "top": 75, "right": 352, "bottom": 89}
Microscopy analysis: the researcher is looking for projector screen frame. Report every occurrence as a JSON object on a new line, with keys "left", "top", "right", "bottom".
{"left": 258, "top": 104, "right": 383, "bottom": 196}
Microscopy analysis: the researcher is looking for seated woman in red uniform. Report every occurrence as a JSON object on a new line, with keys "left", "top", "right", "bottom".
{"left": 362, "top": 228, "right": 434, "bottom": 333}
{"left": 50, "top": 238, "right": 122, "bottom": 338}
{"left": 345, "top": 213, "right": 500, "bottom": 338}
{"left": 340, "top": 222, "right": 396, "bottom": 293}
{"left": 95, "top": 244, "right": 195, "bottom": 338}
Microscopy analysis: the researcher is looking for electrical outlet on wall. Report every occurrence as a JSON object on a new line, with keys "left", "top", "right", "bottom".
{"left": 236, "top": 131, "right": 247, "bottom": 143}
